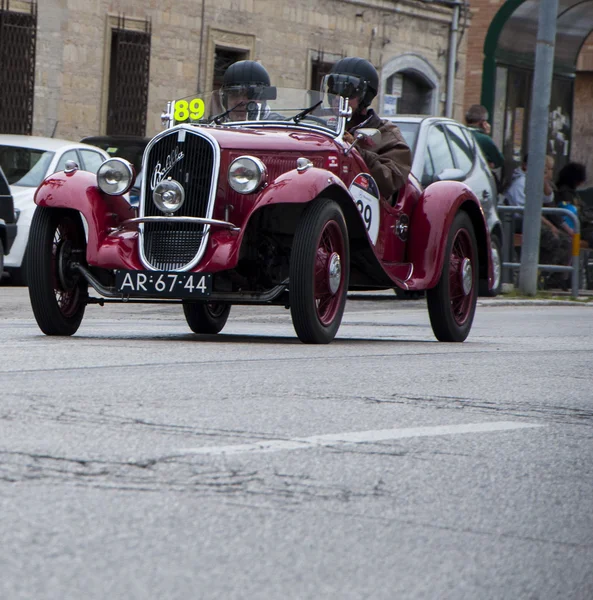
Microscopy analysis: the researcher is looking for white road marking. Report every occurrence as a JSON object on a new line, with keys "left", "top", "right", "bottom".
{"left": 174, "top": 421, "right": 543, "bottom": 457}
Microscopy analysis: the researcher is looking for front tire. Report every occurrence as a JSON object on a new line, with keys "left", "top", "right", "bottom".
{"left": 427, "top": 211, "right": 478, "bottom": 342}
{"left": 290, "top": 198, "right": 349, "bottom": 344}
{"left": 28, "top": 208, "right": 88, "bottom": 336}
{"left": 183, "top": 302, "right": 231, "bottom": 334}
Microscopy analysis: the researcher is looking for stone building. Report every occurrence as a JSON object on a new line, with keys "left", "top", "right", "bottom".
{"left": 0, "top": 0, "right": 465, "bottom": 140}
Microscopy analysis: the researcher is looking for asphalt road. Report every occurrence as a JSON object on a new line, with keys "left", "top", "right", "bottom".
{"left": 1, "top": 287, "right": 592, "bottom": 600}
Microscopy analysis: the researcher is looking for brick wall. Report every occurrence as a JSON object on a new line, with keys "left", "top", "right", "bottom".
{"left": 462, "top": 0, "right": 504, "bottom": 113}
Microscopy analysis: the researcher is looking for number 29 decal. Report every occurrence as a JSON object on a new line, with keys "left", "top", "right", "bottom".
{"left": 349, "top": 173, "right": 380, "bottom": 245}
{"left": 174, "top": 98, "right": 206, "bottom": 123}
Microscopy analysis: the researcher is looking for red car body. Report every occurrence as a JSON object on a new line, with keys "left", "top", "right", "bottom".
{"left": 29, "top": 92, "right": 493, "bottom": 344}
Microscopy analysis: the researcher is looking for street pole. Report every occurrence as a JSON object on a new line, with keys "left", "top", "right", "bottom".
{"left": 445, "top": 1, "right": 461, "bottom": 118}
{"left": 519, "top": 0, "right": 559, "bottom": 295}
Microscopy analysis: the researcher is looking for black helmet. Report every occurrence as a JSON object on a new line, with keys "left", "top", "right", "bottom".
{"left": 220, "top": 60, "right": 276, "bottom": 109}
{"left": 327, "top": 57, "right": 379, "bottom": 107}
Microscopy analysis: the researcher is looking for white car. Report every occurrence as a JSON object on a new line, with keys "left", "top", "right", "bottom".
{"left": 0, "top": 135, "right": 109, "bottom": 284}
{"left": 386, "top": 116, "right": 504, "bottom": 296}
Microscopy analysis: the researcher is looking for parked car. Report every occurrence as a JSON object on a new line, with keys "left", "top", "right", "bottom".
{"left": 0, "top": 135, "right": 110, "bottom": 284}
{"left": 80, "top": 135, "right": 149, "bottom": 206}
{"left": 0, "top": 165, "right": 17, "bottom": 281}
{"left": 386, "top": 116, "right": 503, "bottom": 296}
{"left": 27, "top": 87, "right": 493, "bottom": 344}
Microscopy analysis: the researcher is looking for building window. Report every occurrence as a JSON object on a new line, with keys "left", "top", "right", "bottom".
{"left": 310, "top": 50, "right": 342, "bottom": 92}
{"left": 391, "top": 70, "right": 434, "bottom": 115}
{"left": 380, "top": 53, "right": 440, "bottom": 117}
{"left": 213, "top": 47, "right": 248, "bottom": 91}
{"left": 0, "top": 0, "right": 37, "bottom": 134}
{"left": 106, "top": 16, "right": 151, "bottom": 136}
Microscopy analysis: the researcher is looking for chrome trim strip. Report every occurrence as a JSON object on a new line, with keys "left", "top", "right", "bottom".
{"left": 112, "top": 216, "right": 240, "bottom": 232}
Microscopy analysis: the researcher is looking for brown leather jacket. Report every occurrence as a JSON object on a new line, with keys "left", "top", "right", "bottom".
{"left": 349, "top": 109, "right": 412, "bottom": 199}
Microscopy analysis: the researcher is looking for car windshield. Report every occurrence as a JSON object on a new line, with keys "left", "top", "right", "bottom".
{"left": 0, "top": 145, "right": 54, "bottom": 187}
{"left": 389, "top": 122, "right": 420, "bottom": 153}
{"left": 170, "top": 87, "right": 346, "bottom": 134}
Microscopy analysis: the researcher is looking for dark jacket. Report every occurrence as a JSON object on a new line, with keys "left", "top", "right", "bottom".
{"left": 348, "top": 109, "right": 412, "bottom": 199}
{"left": 468, "top": 127, "right": 504, "bottom": 169}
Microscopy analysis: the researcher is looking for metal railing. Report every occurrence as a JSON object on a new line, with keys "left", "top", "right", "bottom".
{"left": 498, "top": 205, "right": 583, "bottom": 298}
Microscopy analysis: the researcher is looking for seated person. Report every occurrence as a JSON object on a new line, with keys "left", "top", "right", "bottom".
{"left": 218, "top": 60, "right": 278, "bottom": 122}
{"left": 325, "top": 57, "right": 411, "bottom": 200}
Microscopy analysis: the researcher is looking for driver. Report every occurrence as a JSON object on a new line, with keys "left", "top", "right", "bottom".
{"left": 325, "top": 57, "right": 411, "bottom": 200}
{"left": 219, "top": 60, "right": 277, "bottom": 122}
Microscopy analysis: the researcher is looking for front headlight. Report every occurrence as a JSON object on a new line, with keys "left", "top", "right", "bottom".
{"left": 228, "top": 156, "right": 266, "bottom": 194}
{"left": 153, "top": 179, "right": 185, "bottom": 213}
{"left": 97, "top": 158, "right": 135, "bottom": 195}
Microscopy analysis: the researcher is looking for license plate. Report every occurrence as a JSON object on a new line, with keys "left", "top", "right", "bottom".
{"left": 115, "top": 270, "right": 212, "bottom": 298}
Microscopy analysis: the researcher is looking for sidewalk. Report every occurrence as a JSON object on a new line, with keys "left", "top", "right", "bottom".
{"left": 348, "top": 287, "right": 593, "bottom": 306}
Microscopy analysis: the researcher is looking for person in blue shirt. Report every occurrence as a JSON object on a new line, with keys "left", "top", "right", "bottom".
{"left": 555, "top": 162, "right": 588, "bottom": 238}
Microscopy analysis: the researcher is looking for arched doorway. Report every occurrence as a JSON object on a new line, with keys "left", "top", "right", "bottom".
{"left": 380, "top": 53, "right": 440, "bottom": 116}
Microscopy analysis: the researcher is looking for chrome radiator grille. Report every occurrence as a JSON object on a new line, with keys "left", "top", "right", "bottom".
{"left": 141, "top": 129, "right": 216, "bottom": 270}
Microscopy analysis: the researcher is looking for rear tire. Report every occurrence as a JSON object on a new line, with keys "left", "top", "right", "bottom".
{"left": 427, "top": 211, "right": 478, "bottom": 342}
{"left": 28, "top": 208, "right": 88, "bottom": 336}
{"left": 183, "top": 302, "right": 231, "bottom": 334}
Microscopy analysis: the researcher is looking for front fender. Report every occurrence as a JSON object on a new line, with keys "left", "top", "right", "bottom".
{"left": 198, "top": 167, "right": 356, "bottom": 272}
{"left": 35, "top": 170, "right": 136, "bottom": 260}
{"left": 253, "top": 166, "right": 350, "bottom": 209}
{"left": 406, "top": 180, "right": 491, "bottom": 289}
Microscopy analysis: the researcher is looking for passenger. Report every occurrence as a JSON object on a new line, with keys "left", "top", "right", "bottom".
{"left": 504, "top": 155, "right": 571, "bottom": 275}
{"left": 219, "top": 60, "right": 277, "bottom": 122}
{"left": 325, "top": 57, "right": 411, "bottom": 200}
{"left": 555, "top": 162, "right": 592, "bottom": 244}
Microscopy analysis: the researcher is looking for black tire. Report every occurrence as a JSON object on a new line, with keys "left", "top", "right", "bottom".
{"left": 480, "top": 233, "right": 502, "bottom": 297}
{"left": 28, "top": 207, "right": 88, "bottom": 336}
{"left": 290, "top": 198, "right": 349, "bottom": 344}
{"left": 427, "top": 211, "right": 478, "bottom": 342}
{"left": 183, "top": 302, "right": 231, "bottom": 334}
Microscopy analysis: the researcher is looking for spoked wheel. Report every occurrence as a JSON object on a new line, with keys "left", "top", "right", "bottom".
{"left": 290, "top": 198, "right": 349, "bottom": 344}
{"left": 480, "top": 233, "right": 502, "bottom": 297}
{"left": 183, "top": 301, "right": 231, "bottom": 334}
{"left": 28, "top": 208, "right": 88, "bottom": 336}
{"left": 427, "top": 211, "right": 478, "bottom": 342}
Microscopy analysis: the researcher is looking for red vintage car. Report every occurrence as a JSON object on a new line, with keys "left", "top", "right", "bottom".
{"left": 27, "top": 87, "right": 493, "bottom": 344}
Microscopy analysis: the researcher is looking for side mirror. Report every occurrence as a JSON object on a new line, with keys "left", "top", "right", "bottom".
{"left": 355, "top": 128, "right": 381, "bottom": 148}
{"left": 437, "top": 167, "right": 465, "bottom": 182}
{"left": 344, "top": 128, "right": 382, "bottom": 156}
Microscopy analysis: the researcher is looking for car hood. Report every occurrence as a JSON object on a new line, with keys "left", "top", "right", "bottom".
{"left": 161, "top": 125, "right": 340, "bottom": 154}
{"left": 9, "top": 185, "right": 35, "bottom": 208}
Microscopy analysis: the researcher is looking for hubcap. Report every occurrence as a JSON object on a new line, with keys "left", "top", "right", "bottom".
{"left": 491, "top": 246, "right": 501, "bottom": 290}
{"left": 327, "top": 252, "right": 342, "bottom": 295}
{"left": 461, "top": 257, "right": 473, "bottom": 295}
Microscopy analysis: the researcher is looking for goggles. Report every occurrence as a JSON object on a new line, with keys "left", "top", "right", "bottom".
{"left": 323, "top": 74, "right": 366, "bottom": 99}
{"left": 220, "top": 84, "right": 277, "bottom": 105}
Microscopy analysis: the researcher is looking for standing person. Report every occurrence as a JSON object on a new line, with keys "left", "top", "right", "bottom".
{"left": 324, "top": 57, "right": 412, "bottom": 201}
{"left": 465, "top": 104, "right": 504, "bottom": 171}
{"left": 218, "top": 60, "right": 276, "bottom": 122}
